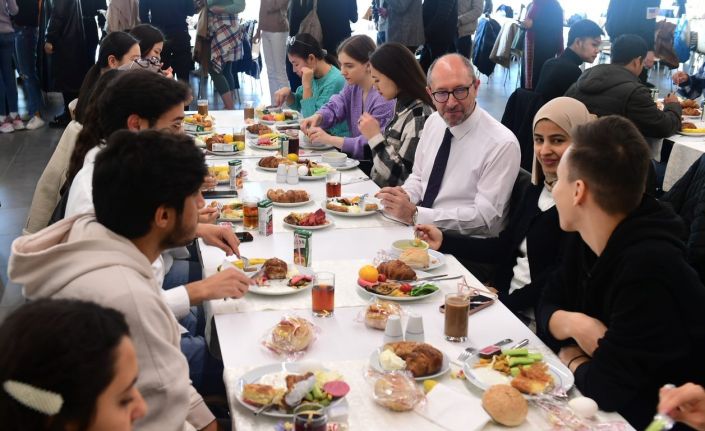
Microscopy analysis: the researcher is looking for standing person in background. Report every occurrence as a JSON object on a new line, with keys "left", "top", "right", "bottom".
{"left": 385, "top": 0, "right": 424, "bottom": 53}
{"left": 255, "top": 0, "right": 289, "bottom": 106}
{"left": 317, "top": 0, "right": 358, "bottom": 60}
{"left": 456, "top": 0, "right": 484, "bottom": 59}
{"left": 14, "top": 0, "right": 45, "bottom": 130}
{"left": 420, "top": 0, "right": 458, "bottom": 72}
{"left": 0, "top": 0, "right": 20, "bottom": 133}
{"left": 605, "top": 0, "right": 660, "bottom": 85}
{"left": 522, "top": 0, "right": 564, "bottom": 90}
{"left": 372, "top": 0, "right": 388, "bottom": 45}
{"left": 286, "top": 0, "right": 311, "bottom": 91}
{"left": 44, "top": 0, "right": 106, "bottom": 128}
{"left": 139, "top": 0, "right": 196, "bottom": 84}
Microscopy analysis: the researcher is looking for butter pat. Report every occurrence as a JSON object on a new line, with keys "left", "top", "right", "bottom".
{"left": 380, "top": 349, "right": 406, "bottom": 371}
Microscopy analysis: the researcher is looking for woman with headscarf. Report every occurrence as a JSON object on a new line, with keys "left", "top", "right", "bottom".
{"left": 416, "top": 97, "right": 595, "bottom": 319}
{"left": 521, "top": 0, "right": 564, "bottom": 89}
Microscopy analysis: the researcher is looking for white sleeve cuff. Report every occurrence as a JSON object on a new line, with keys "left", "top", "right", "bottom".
{"left": 162, "top": 286, "right": 191, "bottom": 320}
{"left": 416, "top": 206, "right": 434, "bottom": 225}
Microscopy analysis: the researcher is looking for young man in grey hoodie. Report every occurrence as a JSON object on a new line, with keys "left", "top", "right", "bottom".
{"left": 9, "top": 130, "right": 232, "bottom": 431}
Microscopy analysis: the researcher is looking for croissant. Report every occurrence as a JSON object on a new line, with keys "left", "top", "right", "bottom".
{"left": 383, "top": 341, "right": 443, "bottom": 377}
{"left": 377, "top": 260, "right": 416, "bottom": 281}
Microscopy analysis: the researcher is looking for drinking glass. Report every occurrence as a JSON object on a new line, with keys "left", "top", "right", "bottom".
{"left": 244, "top": 101, "right": 255, "bottom": 120}
{"left": 293, "top": 403, "right": 327, "bottom": 431}
{"left": 326, "top": 171, "right": 342, "bottom": 198}
{"left": 312, "top": 272, "right": 335, "bottom": 317}
{"left": 444, "top": 293, "right": 470, "bottom": 342}
{"left": 243, "top": 198, "right": 259, "bottom": 230}
{"left": 197, "top": 99, "right": 208, "bottom": 116}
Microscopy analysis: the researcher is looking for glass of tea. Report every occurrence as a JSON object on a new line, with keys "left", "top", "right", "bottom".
{"left": 312, "top": 272, "right": 335, "bottom": 317}
{"left": 244, "top": 101, "right": 255, "bottom": 120}
{"left": 293, "top": 403, "right": 327, "bottom": 431}
{"left": 286, "top": 129, "right": 300, "bottom": 155}
{"left": 326, "top": 171, "right": 341, "bottom": 198}
{"left": 444, "top": 293, "right": 470, "bottom": 342}
{"left": 197, "top": 99, "right": 208, "bottom": 116}
{"left": 243, "top": 197, "right": 259, "bottom": 230}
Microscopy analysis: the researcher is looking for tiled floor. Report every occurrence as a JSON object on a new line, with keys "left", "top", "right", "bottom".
{"left": 0, "top": 55, "right": 680, "bottom": 321}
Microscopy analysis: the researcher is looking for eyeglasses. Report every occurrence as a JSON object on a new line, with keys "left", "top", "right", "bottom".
{"left": 430, "top": 85, "right": 474, "bottom": 103}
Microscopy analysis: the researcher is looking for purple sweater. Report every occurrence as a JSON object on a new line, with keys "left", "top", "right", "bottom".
{"left": 317, "top": 84, "right": 396, "bottom": 160}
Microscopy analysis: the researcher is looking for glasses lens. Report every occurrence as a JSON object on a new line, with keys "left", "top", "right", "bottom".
{"left": 453, "top": 87, "right": 470, "bottom": 100}
{"left": 432, "top": 91, "right": 449, "bottom": 103}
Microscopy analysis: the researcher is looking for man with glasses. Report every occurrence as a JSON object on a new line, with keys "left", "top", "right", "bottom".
{"left": 377, "top": 54, "right": 520, "bottom": 236}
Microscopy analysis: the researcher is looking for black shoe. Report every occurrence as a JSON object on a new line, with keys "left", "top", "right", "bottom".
{"left": 49, "top": 114, "right": 70, "bottom": 128}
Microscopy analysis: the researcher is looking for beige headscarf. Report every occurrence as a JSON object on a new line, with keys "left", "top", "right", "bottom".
{"left": 532, "top": 97, "right": 596, "bottom": 189}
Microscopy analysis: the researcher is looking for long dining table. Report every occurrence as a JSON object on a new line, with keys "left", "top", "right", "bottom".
{"left": 196, "top": 110, "right": 631, "bottom": 430}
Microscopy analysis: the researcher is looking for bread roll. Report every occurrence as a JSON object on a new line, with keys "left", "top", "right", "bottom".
{"left": 365, "top": 301, "right": 402, "bottom": 330}
{"left": 399, "top": 248, "right": 430, "bottom": 269}
{"left": 482, "top": 384, "right": 528, "bottom": 427}
{"left": 373, "top": 373, "right": 423, "bottom": 411}
{"left": 270, "top": 317, "right": 314, "bottom": 352}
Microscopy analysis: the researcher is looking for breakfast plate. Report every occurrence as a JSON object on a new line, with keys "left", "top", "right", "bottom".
{"left": 235, "top": 362, "right": 347, "bottom": 418}
{"left": 299, "top": 173, "right": 327, "bottom": 181}
{"left": 333, "top": 159, "right": 361, "bottom": 170}
{"left": 462, "top": 351, "right": 574, "bottom": 394}
{"left": 220, "top": 261, "right": 314, "bottom": 296}
{"left": 322, "top": 195, "right": 382, "bottom": 217}
{"left": 271, "top": 199, "right": 314, "bottom": 208}
{"left": 283, "top": 219, "right": 334, "bottom": 230}
{"left": 357, "top": 269, "right": 443, "bottom": 302}
{"left": 389, "top": 248, "right": 446, "bottom": 271}
{"left": 369, "top": 347, "right": 450, "bottom": 381}
{"left": 205, "top": 149, "right": 243, "bottom": 156}
{"left": 249, "top": 142, "right": 280, "bottom": 151}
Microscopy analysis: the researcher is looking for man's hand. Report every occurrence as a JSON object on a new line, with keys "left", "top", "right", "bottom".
{"left": 358, "top": 112, "right": 381, "bottom": 140}
{"left": 198, "top": 206, "right": 219, "bottom": 224}
{"left": 414, "top": 224, "right": 443, "bottom": 250}
{"left": 376, "top": 187, "right": 416, "bottom": 224}
{"left": 195, "top": 223, "right": 240, "bottom": 256}
{"left": 300, "top": 114, "right": 321, "bottom": 133}
{"left": 673, "top": 71, "right": 690, "bottom": 86}
{"left": 664, "top": 92, "right": 680, "bottom": 105}
{"left": 44, "top": 42, "right": 54, "bottom": 54}
{"left": 186, "top": 267, "right": 252, "bottom": 304}
{"left": 659, "top": 383, "right": 705, "bottom": 431}
{"left": 202, "top": 174, "right": 217, "bottom": 191}
{"left": 558, "top": 345, "right": 590, "bottom": 372}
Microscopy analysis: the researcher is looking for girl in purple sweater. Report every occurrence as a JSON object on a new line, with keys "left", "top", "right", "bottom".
{"left": 301, "top": 35, "right": 396, "bottom": 160}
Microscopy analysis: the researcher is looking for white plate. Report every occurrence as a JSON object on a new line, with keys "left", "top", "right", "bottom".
{"left": 300, "top": 174, "right": 327, "bottom": 181}
{"left": 683, "top": 115, "right": 703, "bottom": 120}
{"left": 322, "top": 196, "right": 382, "bottom": 217}
{"left": 356, "top": 269, "right": 443, "bottom": 302}
{"left": 282, "top": 219, "right": 334, "bottom": 230}
{"left": 234, "top": 362, "right": 346, "bottom": 418}
{"left": 249, "top": 142, "right": 280, "bottom": 151}
{"left": 185, "top": 129, "right": 212, "bottom": 136}
{"left": 234, "top": 264, "right": 315, "bottom": 296}
{"left": 369, "top": 347, "right": 450, "bottom": 381}
{"left": 333, "top": 159, "right": 361, "bottom": 170}
{"left": 257, "top": 164, "right": 281, "bottom": 172}
{"left": 271, "top": 199, "right": 314, "bottom": 207}
{"left": 462, "top": 352, "right": 574, "bottom": 394}
{"left": 678, "top": 131, "right": 705, "bottom": 137}
{"left": 388, "top": 249, "right": 446, "bottom": 271}
{"left": 205, "top": 149, "right": 244, "bottom": 156}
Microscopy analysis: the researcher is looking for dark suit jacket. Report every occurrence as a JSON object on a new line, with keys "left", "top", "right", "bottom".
{"left": 534, "top": 47, "right": 583, "bottom": 101}
{"left": 440, "top": 184, "right": 565, "bottom": 316}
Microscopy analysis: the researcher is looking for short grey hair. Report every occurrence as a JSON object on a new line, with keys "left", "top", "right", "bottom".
{"left": 426, "top": 53, "right": 477, "bottom": 87}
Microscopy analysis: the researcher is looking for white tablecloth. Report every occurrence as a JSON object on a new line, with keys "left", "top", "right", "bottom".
{"left": 663, "top": 133, "right": 705, "bottom": 191}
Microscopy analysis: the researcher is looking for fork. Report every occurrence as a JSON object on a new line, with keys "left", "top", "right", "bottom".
{"left": 457, "top": 346, "right": 477, "bottom": 363}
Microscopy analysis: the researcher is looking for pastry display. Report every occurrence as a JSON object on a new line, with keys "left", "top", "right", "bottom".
{"left": 372, "top": 372, "right": 424, "bottom": 411}
{"left": 682, "top": 99, "right": 702, "bottom": 117}
{"left": 268, "top": 316, "right": 315, "bottom": 353}
{"left": 377, "top": 260, "right": 417, "bottom": 281}
{"left": 383, "top": 341, "right": 443, "bottom": 377}
{"left": 283, "top": 209, "right": 328, "bottom": 227}
{"left": 398, "top": 248, "right": 430, "bottom": 269}
{"left": 267, "top": 189, "right": 309, "bottom": 203}
{"left": 482, "top": 384, "right": 528, "bottom": 426}
{"left": 263, "top": 258, "right": 288, "bottom": 279}
{"left": 365, "top": 301, "right": 402, "bottom": 330}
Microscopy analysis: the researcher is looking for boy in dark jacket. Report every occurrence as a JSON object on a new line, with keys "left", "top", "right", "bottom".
{"left": 538, "top": 115, "right": 705, "bottom": 430}
{"left": 565, "top": 34, "right": 682, "bottom": 140}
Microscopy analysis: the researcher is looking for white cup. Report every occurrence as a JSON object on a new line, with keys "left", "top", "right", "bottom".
{"left": 383, "top": 315, "right": 403, "bottom": 344}
{"left": 404, "top": 313, "right": 424, "bottom": 342}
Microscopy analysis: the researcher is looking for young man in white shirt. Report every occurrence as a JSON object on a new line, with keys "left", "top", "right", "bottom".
{"left": 377, "top": 53, "right": 520, "bottom": 236}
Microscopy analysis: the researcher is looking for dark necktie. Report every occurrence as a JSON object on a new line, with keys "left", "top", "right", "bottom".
{"left": 420, "top": 128, "right": 453, "bottom": 208}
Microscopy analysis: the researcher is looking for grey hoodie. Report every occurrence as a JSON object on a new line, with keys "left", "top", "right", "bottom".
{"left": 9, "top": 215, "right": 212, "bottom": 431}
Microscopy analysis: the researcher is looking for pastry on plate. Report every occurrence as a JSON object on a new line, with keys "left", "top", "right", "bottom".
{"left": 263, "top": 258, "right": 288, "bottom": 279}
{"left": 270, "top": 317, "right": 314, "bottom": 352}
{"left": 242, "top": 384, "right": 282, "bottom": 407}
{"left": 383, "top": 341, "right": 443, "bottom": 377}
{"left": 373, "top": 373, "right": 424, "bottom": 411}
{"left": 377, "top": 260, "right": 416, "bottom": 281}
{"left": 365, "top": 301, "right": 402, "bottom": 330}
{"left": 398, "top": 248, "right": 430, "bottom": 269}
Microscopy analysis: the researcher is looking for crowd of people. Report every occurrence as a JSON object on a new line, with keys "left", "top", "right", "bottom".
{"left": 3, "top": 0, "right": 705, "bottom": 430}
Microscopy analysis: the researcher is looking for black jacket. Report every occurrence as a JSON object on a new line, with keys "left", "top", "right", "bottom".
{"left": 661, "top": 154, "right": 705, "bottom": 283}
{"left": 472, "top": 17, "right": 500, "bottom": 77}
{"left": 45, "top": 0, "right": 104, "bottom": 93}
{"left": 500, "top": 88, "right": 544, "bottom": 171}
{"left": 422, "top": 0, "right": 457, "bottom": 47}
{"left": 14, "top": 0, "right": 41, "bottom": 26}
{"left": 139, "top": 0, "right": 195, "bottom": 34}
{"left": 441, "top": 184, "right": 564, "bottom": 316}
{"left": 565, "top": 64, "right": 682, "bottom": 138}
{"left": 289, "top": 0, "right": 357, "bottom": 56}
{"left": 605, "top": 0, "right": 660, "bottom": 51}
{"left": 534, "top": 48, "right": 583, "bottom": 101}
{"left": 537, "top": 196, "right": 705, "bottom": 430}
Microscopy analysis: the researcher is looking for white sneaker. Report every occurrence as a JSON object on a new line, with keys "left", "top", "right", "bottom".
{"left": 11, "top": 116, "right": 25, "bottom": 130}
{"left": 0, "top": 121, "right": 14, "bottom": 133}
{"left": 26, "top": 115, "right": 46, "bottom": 130}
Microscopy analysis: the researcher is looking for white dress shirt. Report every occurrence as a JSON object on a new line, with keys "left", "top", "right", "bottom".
{"left": 64, "top": 145, "right": 192, "bottom": 319}
{"left": 403, "top": 107, "right": 520, "bottom": 236}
